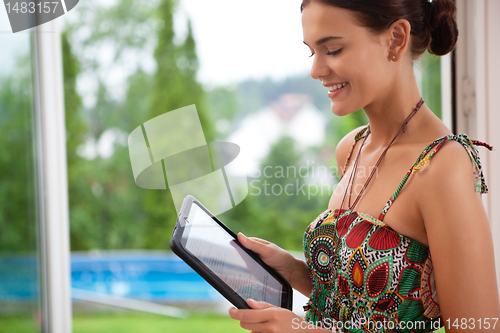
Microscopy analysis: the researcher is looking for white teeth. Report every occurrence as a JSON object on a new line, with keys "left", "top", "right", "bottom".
{"left": 327, "top": 82, "right": 348, "bottom": 91}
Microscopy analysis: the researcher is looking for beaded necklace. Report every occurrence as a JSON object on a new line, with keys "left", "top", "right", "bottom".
{"left": 332, "top": 98, "right": 425, "bottom": 239}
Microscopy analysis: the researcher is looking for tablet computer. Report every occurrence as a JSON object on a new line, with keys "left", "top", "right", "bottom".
{"left": 169, "top": 195, "right": 293, "bottom": 310}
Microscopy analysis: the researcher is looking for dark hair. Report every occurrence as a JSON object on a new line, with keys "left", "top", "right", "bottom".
{"left": 300, "top": 0, "right": 458, "bottom": 58}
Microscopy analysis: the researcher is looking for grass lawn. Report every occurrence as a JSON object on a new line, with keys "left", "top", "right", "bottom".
{"left": 0, "top": 313, "right": 446, "bottom": 333}
{"left": 0, "top": 313, "right": 246, "bottom": 333}
{"left": 73, "top": 313, "right": 246, "bottom": 333}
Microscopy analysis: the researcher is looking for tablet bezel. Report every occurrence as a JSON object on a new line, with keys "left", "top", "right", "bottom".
{"left": 169, "top": 195, "right": 293, "bottom": 310}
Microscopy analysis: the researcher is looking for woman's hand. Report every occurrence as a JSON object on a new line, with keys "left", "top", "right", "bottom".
{"left": 229, "top": 299, "right": 331, "bottom": 333}
{"left": 237, "top": 233, "right": 312, "bottom": 296}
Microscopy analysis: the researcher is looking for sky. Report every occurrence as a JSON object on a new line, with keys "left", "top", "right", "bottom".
{"left": 176, "top": 0, "right": 313, "bottom": 86}
{"left": 0, "top": 5, "right": 30, "bottom": 78}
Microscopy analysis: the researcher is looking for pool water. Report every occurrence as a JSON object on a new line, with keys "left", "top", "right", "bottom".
{"left": 0, "top": 252, "right": 222, "bottom": 302}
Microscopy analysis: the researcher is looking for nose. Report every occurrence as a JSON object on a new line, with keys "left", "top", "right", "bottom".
{"left": 309, "top": 55, "right": 331, "bottom": 82}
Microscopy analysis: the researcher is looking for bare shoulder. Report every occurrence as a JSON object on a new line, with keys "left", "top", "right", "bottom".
{"left": 415, "top": 137, "right": 485, "bottom": 234}
{"left": 335, "top": 124, "right": 368, "bottom": 177}
{"left": 415, "top": 138, "right": 477, "bottom": 193}
{"left": 414, "top": 138, "right": 500, "bottom": 320}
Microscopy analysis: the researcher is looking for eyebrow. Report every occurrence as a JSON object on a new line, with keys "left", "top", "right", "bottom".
{"left": 303, "top": 36, "right": 343, "bottom": 47}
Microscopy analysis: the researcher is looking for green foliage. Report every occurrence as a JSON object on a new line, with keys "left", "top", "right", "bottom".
{"left": 151, "top": 0, "right": 181, "bottom": 117}
{"left": 62, "top": 29, "right": 85, "bottom": 158}
{"left": 62, "top": 29, "right": 93, "bottom": 250}
{"left": 0, "top": 57, "right": 36, "bottom": 254}
{"left": 63, "top": 26, "right": 142, "bottom": 249}
{"left": 74, "top": 0, "right": 157, "bottom": 72}
{"left": 206, "top": 86, "right": 238, "bottom": 121}
{"left": 205, "top": 86, "right": 239, "bottom": 139}
{"left": 142, "top": 0, "right": 214, "bottom": 248}
{"left": 420, "top": 51, "right": 442, "bottom": 119}
{"left": 61, "top": 0, "right": 214, "bottom": 250}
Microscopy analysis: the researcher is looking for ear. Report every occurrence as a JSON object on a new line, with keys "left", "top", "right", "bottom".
{"left": 387, "top": 19, "right": 411, "bottom": 62}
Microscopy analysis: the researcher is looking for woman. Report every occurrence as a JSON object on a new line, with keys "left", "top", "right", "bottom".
{"left": 229, "top": 0, "right": 500, "bottom": 332}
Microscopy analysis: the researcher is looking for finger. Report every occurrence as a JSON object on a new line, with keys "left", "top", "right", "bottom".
{"left": 228, "top": 306, "right": 242, "bottom": 320}
{"left": 228, "top": 307, "right": 270, "bottom": 323}
{"left": 247, "top": 299, "right": 275, "bottom": 310}
{"left": 238, "top": 233, "right": 273, "bottom": 255}
{"left": 238, "top": 233, "right": 271, "bottom": 246}
{"left": 237, "top": 232, "right": 250, "bottom": 246}
{"left": 228, "top": 306, "right": 236, "bottom": 317}
{"left": 248, "top": 237, "right": 271, "bottom": 245}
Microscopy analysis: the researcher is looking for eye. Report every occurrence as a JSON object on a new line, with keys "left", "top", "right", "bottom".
{"left": 309, "top": 52, "right": 315, "bottom": 58}
{"left": 327, "top": 49, "right": 343, "bottom": 56}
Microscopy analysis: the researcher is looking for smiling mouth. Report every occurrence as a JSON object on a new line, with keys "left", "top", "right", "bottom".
{"left": 327, "top": 82, "right": 349, "bottom": 92}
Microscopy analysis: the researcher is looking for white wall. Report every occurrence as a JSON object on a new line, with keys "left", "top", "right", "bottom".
{"left": 456, "top": 0, "right": 500, "bottom": 292}
{"left": 477, "top": 0, "right": 500, "bottom": 293}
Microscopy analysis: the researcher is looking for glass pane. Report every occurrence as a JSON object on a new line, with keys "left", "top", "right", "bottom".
{"left": 418, "top": 51, "right": 442, "bottom": 120}
{"left": 0, "top": 13, "right": 41, "bottom": 333}
{"left": 63, "top": 1, "right": 246, "bottom": 331}
{"left": 63, "top": 2, "right": 445, "bottom": 332}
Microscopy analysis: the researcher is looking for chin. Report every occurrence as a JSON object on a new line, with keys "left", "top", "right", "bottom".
{"left": 330, "top": 103, "right": 354, "bottom": 117}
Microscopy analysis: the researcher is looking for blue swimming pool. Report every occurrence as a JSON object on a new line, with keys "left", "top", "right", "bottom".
{"left": 0, "top": 252, "right": 223, "bottom": 302}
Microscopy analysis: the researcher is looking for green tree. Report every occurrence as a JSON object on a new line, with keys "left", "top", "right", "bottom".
{"left": 61, "top": 29, "right": 95, "bottom": 250}
{"left": 61, "top": 0, "right": 215, "bottom": 250}
{"left": 140, "top": 0, "right": 215, "bottom": 249}
{"left": 0, "top": 60, "right": 36, "bottom": 253}
{"left": 420, "top": 51, "right": 442, "bottom": 119}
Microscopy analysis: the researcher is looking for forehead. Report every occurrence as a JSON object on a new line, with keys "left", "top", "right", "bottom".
{"left": 301, "top": 2, "right": 366, "bottom": 44}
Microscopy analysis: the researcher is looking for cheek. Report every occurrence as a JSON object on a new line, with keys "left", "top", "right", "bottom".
{"left": 353, "top": 47, "right": 389, "bottom": 92}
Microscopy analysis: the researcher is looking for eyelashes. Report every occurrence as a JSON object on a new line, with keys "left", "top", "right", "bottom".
{"left": 309, "top": 49, "right": 343, "bottom": 58}
{"left": 327, "top": 49, "right": 343, "bottom": 56}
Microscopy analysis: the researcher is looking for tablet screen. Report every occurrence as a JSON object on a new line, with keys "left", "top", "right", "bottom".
{"left": 180, "top": 203, "right": 283, "bottom": 307}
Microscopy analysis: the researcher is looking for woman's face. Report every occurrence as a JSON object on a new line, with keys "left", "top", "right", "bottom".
{"left": 302, "top": 2, "right": 394, "bottom": 116}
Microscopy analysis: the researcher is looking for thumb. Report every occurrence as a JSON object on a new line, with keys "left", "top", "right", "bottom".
{"left": 247, "top": 298, "right": 275, "bottom": 309}
{"left": 237, "top": 233, "right": 270, "bottom": 254}
{"left": 237, "top": 232, "right": 256, "bottom": 250}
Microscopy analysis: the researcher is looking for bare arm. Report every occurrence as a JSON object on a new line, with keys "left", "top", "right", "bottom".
{"left": 417, "top": 141, "right": 500, "bottom": 331}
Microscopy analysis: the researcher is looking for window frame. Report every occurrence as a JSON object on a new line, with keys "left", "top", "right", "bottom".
{"left": 31, "top": 19, "right": 72, "bottom": 333}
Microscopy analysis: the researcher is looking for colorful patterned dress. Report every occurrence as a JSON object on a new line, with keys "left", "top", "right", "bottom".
{"left": 303, "top": 125, "right": 493, "bottom": 332}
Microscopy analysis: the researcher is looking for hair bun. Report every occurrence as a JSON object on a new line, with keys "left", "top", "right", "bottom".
{"left": 426, "top": 0, "right": 459, "bottom": 56}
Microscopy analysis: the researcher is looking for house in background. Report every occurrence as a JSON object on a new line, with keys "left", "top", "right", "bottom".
{"left": 226, "top": 93, "right": 327, "bottom": 178}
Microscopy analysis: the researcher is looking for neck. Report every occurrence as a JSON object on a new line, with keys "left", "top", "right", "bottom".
{"left": 363, "top": 71, "right": 429, "bottom": 150}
